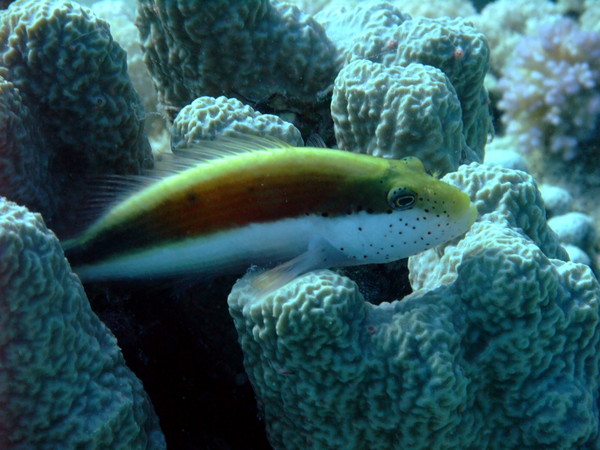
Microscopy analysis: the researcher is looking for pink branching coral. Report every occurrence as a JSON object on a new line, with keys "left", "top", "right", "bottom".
{"left": 498, "top": 18, "right": 600, "bottom": 160}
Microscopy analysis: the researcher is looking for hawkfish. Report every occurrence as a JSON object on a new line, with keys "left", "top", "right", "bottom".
{"left": 63, "top": 137, "right": 477, "bottom": 292}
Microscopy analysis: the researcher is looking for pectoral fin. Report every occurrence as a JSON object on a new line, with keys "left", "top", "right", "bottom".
{"left": 250, "top": 237, "right": 349, "bottom": 295}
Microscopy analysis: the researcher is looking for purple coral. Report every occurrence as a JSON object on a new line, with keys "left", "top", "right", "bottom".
{"left": 498, "top": 18, "right": 600, "bottom": 160}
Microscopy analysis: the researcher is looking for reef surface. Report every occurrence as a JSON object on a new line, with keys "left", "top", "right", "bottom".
{"left": 0, "top": 0, "right": 599, "bottom": 448}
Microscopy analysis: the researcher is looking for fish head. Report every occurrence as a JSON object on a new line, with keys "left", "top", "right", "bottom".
{"left": 384, "top": 156, "right": 477, "bottom": 230}
{"left": 321, "top": 156, "right": 478, "bottom": 265}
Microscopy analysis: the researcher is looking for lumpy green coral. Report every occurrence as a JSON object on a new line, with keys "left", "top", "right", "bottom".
{"left": 314, "top": 1, "right": 411, "bottom": 66}
{"left": 346, "top": 15, "right": 492, "bottom": 158}
{"left": 0, "top": 0, "right": 151, "bottom": 173}
{"left": 326, "top": 9, "right": 491, "bottom": 171}
{"left": 0, "top": 0, "right": 598, "bottom": 448}
{"left": 331, "top": 60, "right": 467, "bottom": 174}
{"left": 0, "top": 75, "right": 54, "bottom": 219}
{"left": 136, "top": 0, "right": 338, "bottom": 123}
{"left": 0, "top": 197, "right": 165, "bottom": 448}
{"left": 171, "top": 96, "right": 303, "bottom": 148}
{"left": 0, "top": 0, "right": 152, "bottom": 231}
{"left": 89, "top": 0, "right": 164, "bottom": 144}
{"left": 229, "top": 163, "right": 600, "bottom": 449}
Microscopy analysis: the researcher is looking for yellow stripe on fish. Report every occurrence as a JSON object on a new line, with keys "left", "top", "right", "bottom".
{"left": 63, "top": 137, "right": 477, "bottom": 290}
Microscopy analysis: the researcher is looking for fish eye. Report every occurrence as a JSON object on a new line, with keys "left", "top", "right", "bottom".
{"left": 387, "top": 187, "right": 416, "bottom": 210}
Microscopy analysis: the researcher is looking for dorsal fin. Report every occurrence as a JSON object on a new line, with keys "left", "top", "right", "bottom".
{"left": 305, "top": 133, "right": 327, "bottom": 148}
{"left": 167, "top": 134, "right": 296, "bottom": 167}
{"left": 146, "top": 134, "right": 297, "bottom": 177}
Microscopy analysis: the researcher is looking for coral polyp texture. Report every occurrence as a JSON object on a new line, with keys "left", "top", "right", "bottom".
{"left": 0, "top": 0, "right": 152, "bottom": 229}
{"left": 314, "top": 2, "right": 411, "bottom": 66}
{"left": 391, "top": 0, "right": 476, "bottom": 18}
{"left": 326, "top": 8, "right": 491, "bottom": 170}
{"left": 497, "top": 17, "right": 600, "bottom": 160}
{"left": 228, "top": 163, "right": 600, "bottom": 449}
{"left": 171, "top": 96, "right": 303, "bottom": 148}
{"left": 331, "top": 60, "right": 467, "bottom": 175}
{"left": 88, "top": 0, "right": 158, "bottom": 122}
{"left": 136, "top": 0, "right": 338, "bottom": 123}
{"left": 581, "top": 0, "right": 600, "bottom": 33}
{"left": 0, "top": 0, "right": 597, "bottom": 448}
{"left": 0, "top": 197, "right": 165, "bottom": 448}
{"left": 0, "top": 76, "right": 54, "bottom": 218}
{"left": 347, "top": 15, "right": 492, "bottom": 159}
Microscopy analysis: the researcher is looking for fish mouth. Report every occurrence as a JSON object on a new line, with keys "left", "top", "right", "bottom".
{"left": 458, "top": 202, "right": 479, "bottom": 233}
{"left": 468, "top": 202, "right": 478, "bottom": 223}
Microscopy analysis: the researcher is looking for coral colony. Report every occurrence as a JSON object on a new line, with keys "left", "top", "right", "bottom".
{"left": 0, "top": 0, "right": 599, "bottom": 448}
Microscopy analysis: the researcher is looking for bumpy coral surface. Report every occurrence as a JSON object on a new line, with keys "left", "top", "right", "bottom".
{"left": 315, "top": 0, "right": 475, "bottom": 27}
{"left": 498, "top": 17, "right": 600, "bottom": 160}
{"left": 0, "top": 0, "right": 152, "bottom": 229}
{"left": 396, "top": 0, "right": 476, "bottom": 18}
{"left": 171, "top": 96, "right": 303, "bottom": 148}
{"left": 229, "top": 163, "right": 600, "bottom": 449}
{"left": 136, "top": 0, "right": 338, "bottom": 123}
{"left": 324, "top": 7, "right": 491, "bottom": 167}
{"left": 0, "top": 0, "right": 151, "bottom": 173}
{"left": 0, "top": 197, "right": 165, "bottom": 448}
{"left": 0, "top": 76, "right": 54, "bottom": 218}
{"left": 539, "top": 184, "right": 573, "bottom": 218}
{"left": 548, "top": 211, "right": 597, "bottom": 268}
{"left": 331, "top": 60, "right": 466, "bottom": 174}
{"left": 314, "top": 1, "right": 411, "bottom": 66}
{"left": 581, "top": 0, "right": 600, "bottom": 33}
{"left": 284, "top": 0, "right": 331, "bottom": 15}
{"left": 347, "top": 15, "right": 492, "bottom": 159}
{"left": 89, "top": 0, "right": 158, "bottom": 124}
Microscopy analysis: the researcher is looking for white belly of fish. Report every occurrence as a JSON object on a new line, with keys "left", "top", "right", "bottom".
{"left": 72, "top": 208, "right": 465, "bottom": 282}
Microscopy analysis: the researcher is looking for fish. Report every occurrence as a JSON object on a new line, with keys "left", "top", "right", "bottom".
{"left": 62, "top": 137, "right": 478, "bottom": 292}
